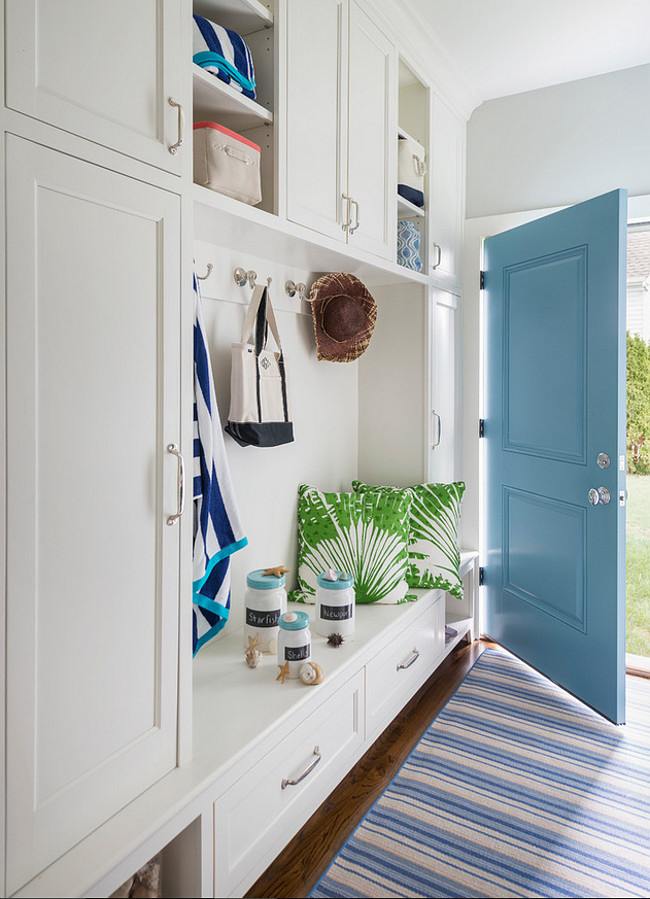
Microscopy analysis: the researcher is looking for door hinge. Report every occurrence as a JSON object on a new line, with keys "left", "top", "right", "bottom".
{"left": 479, "top": 566, "right": 485, "bottom": 586}
{"left": 480, "top": 270, "right": 486, "bottom": 290}
{"left": 479, "top": 419, "right": 485, "bottom": 438}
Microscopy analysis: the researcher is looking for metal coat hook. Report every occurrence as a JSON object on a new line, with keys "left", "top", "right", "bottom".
{"left": 285, "top": 280, "right": 309, "bottom": 301}
{"left": 196, "top": 263, "right": 213, "bottom": 280}
{"left": 234, "top": 268, "right": 272, "bottom": 290}
{"left": 234, "top": 267, "right": 258, "bottom": 288}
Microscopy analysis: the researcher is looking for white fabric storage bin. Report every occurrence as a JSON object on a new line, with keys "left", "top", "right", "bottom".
{"left": 193, "top": 121, "right": 262, "bottom": 206}
{"left": 398, "top": 133, "right": 426, "bottom": 192}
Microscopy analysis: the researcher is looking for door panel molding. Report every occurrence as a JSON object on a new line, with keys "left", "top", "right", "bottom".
{"left": 502, "top": 486, "right": 587, "bottom": 632}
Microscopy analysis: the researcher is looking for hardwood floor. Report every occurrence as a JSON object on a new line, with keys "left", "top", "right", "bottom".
{"left": 246, "top": 637, "right": 491, "bottom": 899}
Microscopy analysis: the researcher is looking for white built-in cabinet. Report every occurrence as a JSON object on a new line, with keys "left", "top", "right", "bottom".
{"left": 5, "top": 0, "right": 185, "bottom": 176}
{"left": 1, "top": 1, "right": 471, "bottom": 896}
{"left": 3, "top": 1, "right": 191, "bottom": 895}
{"left": 285, "top": 0, "right": 397, "bottom": 260}
{"left": 4, "top": 135, "right": 183, "bottom": 895}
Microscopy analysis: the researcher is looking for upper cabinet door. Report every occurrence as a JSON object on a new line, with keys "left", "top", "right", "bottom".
{"left": 285, "top": 0, "right": 348, "bottom": 241}
{"left": 285, "top": 0, "right": 395, "bottom": 261}
{"left": 4, "top": 135, "right": 182, "bottom": 894}
{"left": 347, "top": 0, "right": 396, "bottom": 261}
{"left": 429, "top": 93, "right": 465, "bottom": 288}
{"left": 5, "top": 0, "right": 185, "bottom": 175}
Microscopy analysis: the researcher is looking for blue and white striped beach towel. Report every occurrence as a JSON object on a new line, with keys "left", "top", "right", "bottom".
{"left": 193, "top": 273, "right": 247, "bottom": 656}
{"left": 193, "top": 15, "right": 256, "bottom": 100}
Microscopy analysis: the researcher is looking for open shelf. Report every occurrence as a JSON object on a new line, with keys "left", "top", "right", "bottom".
{"left": 193, "top": 0, "right": 273, "bottom": 35}
{"left": 193, "top": 64, "right": 273, "bottom": 130}
{"left": 398, "top": 194, "right": 425, "bottom": 219}
{"left": 443, "top": 616, "right": 474, "bottom": 654}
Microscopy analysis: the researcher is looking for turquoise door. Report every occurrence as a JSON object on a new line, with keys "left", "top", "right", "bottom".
{"left": 483, "top": 189, "right": 627, "bottom": 724}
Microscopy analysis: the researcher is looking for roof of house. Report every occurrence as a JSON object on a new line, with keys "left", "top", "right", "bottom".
{"left": 628, "top": 229, "right": 650, "bottom": 280}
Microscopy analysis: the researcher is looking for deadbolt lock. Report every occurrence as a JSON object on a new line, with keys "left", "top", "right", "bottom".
{"left": 596, "top": 452, "right": 611, "bottom": 469}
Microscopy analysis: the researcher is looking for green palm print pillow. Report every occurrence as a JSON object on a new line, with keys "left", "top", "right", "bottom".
{"left": 352, "top": 480, "right": 466, "bottom": 599}
{"left": 291, "top": 484, "right": 414, "bottom": 604}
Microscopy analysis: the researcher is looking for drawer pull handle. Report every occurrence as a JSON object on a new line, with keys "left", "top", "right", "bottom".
{"left": 397, "top": 648, "right": 420, "bottom": 671}
{"left": 281, "top": 746, "right": 321, "bottom": 790}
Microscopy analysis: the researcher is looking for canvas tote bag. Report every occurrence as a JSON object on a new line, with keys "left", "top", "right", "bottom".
{"left": 225, "top": 283, "right": 294, "bottom": 447}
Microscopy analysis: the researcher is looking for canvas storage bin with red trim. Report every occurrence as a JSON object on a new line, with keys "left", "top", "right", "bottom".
{"left": 193, "top": 121, "right": 262, "bottom": 206}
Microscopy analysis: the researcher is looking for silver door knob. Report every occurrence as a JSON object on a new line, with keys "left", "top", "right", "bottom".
{"left": 588, "top": 486, "right": 611, "bottom": 506}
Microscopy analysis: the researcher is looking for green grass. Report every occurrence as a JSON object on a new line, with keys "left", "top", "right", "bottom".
{"left": 626, "top": 474, "right": 650, "bottom": 657}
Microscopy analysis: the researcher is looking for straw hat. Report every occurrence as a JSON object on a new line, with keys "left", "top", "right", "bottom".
{"left": 309, "top": 273, "right": 377, "bottom": 363}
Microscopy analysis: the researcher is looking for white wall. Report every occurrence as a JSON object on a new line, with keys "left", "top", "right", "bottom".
{"left": 462, "top": 64, "right": 650, "bottom": 553}
{"left": 194, "top": 243, "right": 359, "bottom": 625}
{"left": 466, "top": 63, "right": 650, "bottom": 219}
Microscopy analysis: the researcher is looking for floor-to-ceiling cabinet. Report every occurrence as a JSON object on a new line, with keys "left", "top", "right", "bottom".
{"left": 2, "top": 0, "right": 193, "bottom": 893}
{"left": 4, "top": 135, "right": 184, "bottom": 895}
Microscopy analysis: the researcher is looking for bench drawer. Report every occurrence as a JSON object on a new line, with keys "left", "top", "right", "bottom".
{"left": 214, "top": 668, "right": 364, "bottom": 897}
{"left": 366, "top": 594, "right": 445, "bottom": 743}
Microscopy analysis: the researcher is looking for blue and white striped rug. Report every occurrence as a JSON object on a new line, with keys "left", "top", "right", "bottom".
{"left": 310, "top": 648, "right": 650, "bottom": 898}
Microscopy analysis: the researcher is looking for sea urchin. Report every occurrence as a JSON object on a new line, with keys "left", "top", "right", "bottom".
{"left": 327, "top": 632, "right": 344, "bottom": 648}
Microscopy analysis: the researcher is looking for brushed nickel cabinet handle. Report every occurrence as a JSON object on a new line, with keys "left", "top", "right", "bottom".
{"left": 432, "top": 242, "right": 442, "bottom": 269}
{"left": 281, "top": 747, "right": 321, "bottom": 789}
{"left": 432, "top": 410, "right": 442, "bottom": 448}
{"left": 167, "top": 444, "right": 185, "bottom": 525}
{"left": 349, "top": 198, "right": 360, "bottom": 233}
{"left": 168, "top": 97, "right": 184, "bottom": 155}
{"left": 397, "top": 648, "right": 420, "bottom": 671}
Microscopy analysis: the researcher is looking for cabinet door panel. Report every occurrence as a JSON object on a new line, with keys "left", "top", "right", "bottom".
{"left": 5, "top": 0, "right": 183, "bottom": 175}
{"left": 430, "top": 293, "right": 459, "bottom": 482}
{"left": 285, "top": 0, "right": 347, "bottom": 241}
{"left": 429, "top": 95, "right": 465, "bottom": 286}
{"left": 347, "top": 0, "right": 396, "bottom": 260}
{"left": 5, "top": 135, "right": 181, "bottom": 894}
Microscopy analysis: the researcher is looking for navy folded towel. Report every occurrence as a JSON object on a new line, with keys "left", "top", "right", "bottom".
{"left": 398, "top": 183, "right": 425, "bottom": 208}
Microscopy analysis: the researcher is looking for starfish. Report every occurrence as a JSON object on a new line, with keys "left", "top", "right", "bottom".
{"left": 263, "top": 566, "right": 290, "bottom": 578}
{"left": 276, "top": 660, "right": 290, "bottom": 683}
{"left": 246, "top": 634, "right": 262, "bottom": 652}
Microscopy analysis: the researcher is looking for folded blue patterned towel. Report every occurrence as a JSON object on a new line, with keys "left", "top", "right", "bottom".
{"left": 397, "top": 220, "right": 422, "bottom": 272}
{"left": 193, "top": 14, "right": 256, "bottom": 100}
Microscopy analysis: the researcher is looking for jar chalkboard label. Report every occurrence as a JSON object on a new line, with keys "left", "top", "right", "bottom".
{"left": 320, "top": 603, "right": 353, "bottom": 621}
{"left": 285, "top": 644, "right": 310, "bottom": 662}
{"left": 246, "top": 608, "right": 281, "bottom": 628}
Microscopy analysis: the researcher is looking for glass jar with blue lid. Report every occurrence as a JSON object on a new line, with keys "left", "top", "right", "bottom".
{"left": 277, "top": 610, "right": 311, "bottom": 678}
{"left": 244, "top": 568, "right": 287, "bottom": 653}
{"left": 315, "top": 570, "right": 355, "bottom": 637}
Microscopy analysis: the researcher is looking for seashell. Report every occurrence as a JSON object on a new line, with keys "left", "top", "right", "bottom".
{"left": 245, "top": 648, "right": 263, "bottom": 669}
{"left": 299, "top": 660, "right": 324, "bottom": 685}
{"left": 323, "top": 568, "right": 338, "bottom": 581}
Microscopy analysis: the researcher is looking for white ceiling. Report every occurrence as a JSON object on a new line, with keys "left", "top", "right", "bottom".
{"left": 406, "top": 0, "right": 650, "bottom": 104}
